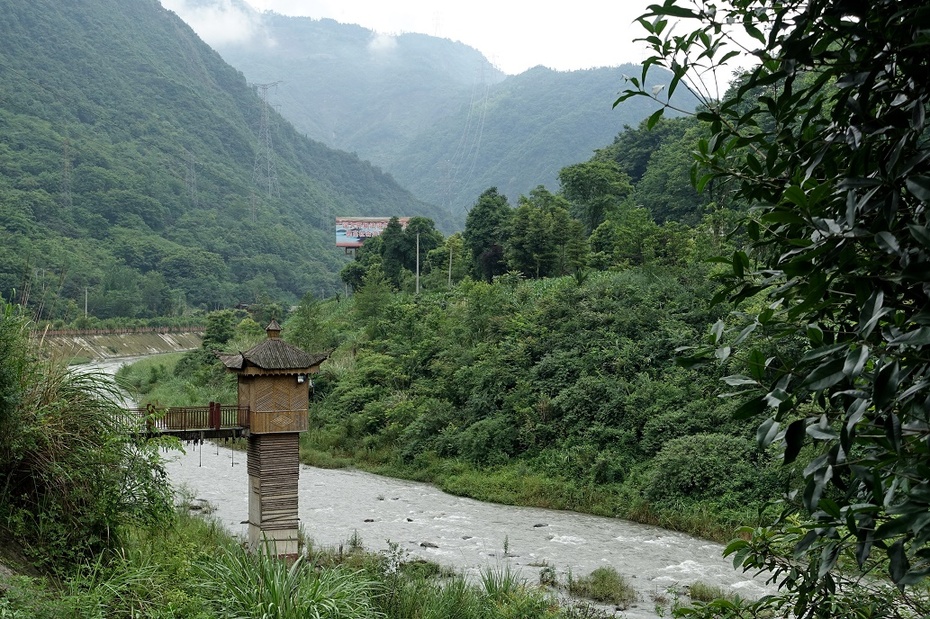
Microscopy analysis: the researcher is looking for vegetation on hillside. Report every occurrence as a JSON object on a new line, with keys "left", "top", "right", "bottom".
{"left": 2, "top": 301, "right": 658, "bottom": 619}
{"left": 299, "top": 268, "right": 791, "bottom": 539}
{"left": 213, "top": 8, "right": 506, "bottom": 171}
{"left": 391, "top": 65, "right": 700, "bottom": 218}
{"left": 0, "top": 0, "right": 435, "bottom": 321}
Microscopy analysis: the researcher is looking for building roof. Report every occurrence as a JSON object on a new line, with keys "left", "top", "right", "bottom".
{"left": 219, "top": 322, "right": 329, "bottom": 372}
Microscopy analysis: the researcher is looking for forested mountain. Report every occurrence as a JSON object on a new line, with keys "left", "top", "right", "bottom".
{"left": 210, "top": 7, "right": 506, "bottom": 169}
{"left": 196, "top": 4, "right": 699, "bottom": 222}
{"left": 0, "top": 0, "right": 439, "bottom": 320}
{"left": 391, "top": 65, "right": 697, "bottom": 218}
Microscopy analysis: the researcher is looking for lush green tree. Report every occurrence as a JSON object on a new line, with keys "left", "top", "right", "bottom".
{"left": 203, "top": 309, "right": 236, "bottom": 349}
{"left": 506, "top": 192, "right": 558, "bottom": 278}
{"left": 404, "top": 216, "right": 444, "bottom": 282}
{"left": 558, "top": 160, "right": 632, "bottom": 234}
{"left": 623, "top": 0, "right": 930, "bottom": 611}
{"left": 589, "top": 207, "right": 658, "bottom": 269}
{"left": 423, "top": 233, "right": 471, "bottom": 290}
{"left": 286, "top": 292, "right": 337, "bottom": 352}
{"left": 354, "top": 264, "right": 394, "bottom": 322}
{"left": 339, "top": 216, "right": 445, "bottom": 293}
{"left": 463, "top": 188, "right": 512, "bottom": 281}
{"left": 636, "top": 122, "right": 709, "bottom": 224}
{"left": 603, "top": 116, "right": 694, "bottom": 183}
{"left": 340, "top": 261, "right": 367, "bottom": 292}
{"left": 505, "top": 187, "right": 587, "bottom": 278}
{"left": 378, "top": 217, "right": 407, "bottom": 287}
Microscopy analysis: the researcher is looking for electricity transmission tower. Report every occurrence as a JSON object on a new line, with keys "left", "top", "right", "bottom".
{"left": 252, "top": 81, "right": 281, "bottom": 200}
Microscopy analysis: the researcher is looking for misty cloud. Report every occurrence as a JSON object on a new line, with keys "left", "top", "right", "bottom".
{"left": 368, "top": 33, "right": 398, "bottom": 54}
{"left": 161, "top": 0, "right": 274, "bottom": 47}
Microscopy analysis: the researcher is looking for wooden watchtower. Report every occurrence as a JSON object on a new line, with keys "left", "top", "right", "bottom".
{"left": 219, "top": 321, "right": 327, "bottom": 556}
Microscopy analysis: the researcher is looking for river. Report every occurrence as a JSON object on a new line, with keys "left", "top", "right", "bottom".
{"left": 94, "top": 355, "right": 773, "bottom": 618}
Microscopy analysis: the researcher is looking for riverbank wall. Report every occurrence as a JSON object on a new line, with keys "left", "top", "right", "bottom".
{"left": 32, "top": 330, "right": 202, "bottom": 362}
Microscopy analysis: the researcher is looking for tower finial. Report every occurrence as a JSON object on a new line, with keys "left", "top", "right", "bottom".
{"left": 265, "top": 320, "right": 281, "bottom": 338}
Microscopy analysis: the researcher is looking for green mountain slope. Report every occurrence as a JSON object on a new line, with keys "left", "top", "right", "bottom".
{"left": 201, "top": 7, "right": 698, "bottom": 222}
{"left": 213, "top": 10, "right": 506, "bottom": 168}
{"left": 0, "top": 0, "right": 438, "bottom": 319}
{"left": 392, "top": 65, "right": 696, "bottom": 216}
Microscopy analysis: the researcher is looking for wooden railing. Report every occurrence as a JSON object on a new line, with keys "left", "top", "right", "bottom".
{"left": 123, "top": 403, "right": 249, "bottom": 435}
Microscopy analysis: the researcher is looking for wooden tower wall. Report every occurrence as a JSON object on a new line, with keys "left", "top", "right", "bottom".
{"left": 247, "top": 433, "right": 300, "bottom": 555}
{"left": 239, "top": 375, "right": 309, "bottom": 434}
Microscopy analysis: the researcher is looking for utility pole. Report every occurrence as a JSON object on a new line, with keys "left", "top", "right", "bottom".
{"left": 252, "top": 81, "right": 281, "bottom": 200}
{"left": 415, "top": 233, "right": 420, "bottom": 294}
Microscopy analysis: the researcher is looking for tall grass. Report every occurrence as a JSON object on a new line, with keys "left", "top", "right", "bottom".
{"left": 1, "top": 304, "right": 174, "bottom": 569}
{"left": 62, "top": 551, "right": 162, "bottom": 619}
{"left": 199, "top": 545, "right": 378, "bottom": 619}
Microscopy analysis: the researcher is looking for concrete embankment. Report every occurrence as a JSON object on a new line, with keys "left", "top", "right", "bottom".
{"left": 33, "top": 330, "right": 202, "bottom": 362}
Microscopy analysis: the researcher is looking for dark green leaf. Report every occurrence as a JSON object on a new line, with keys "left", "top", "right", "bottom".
{"left": 722, "top": 374, "right": 758, "bottom": 387}
{"left": 873, "top": 361, "right": 901, "bottom": 410}
{"left": 744, "top": 23, "right": 765, "bottom": 44}
{"left": 646, "top": 108, "right": 665, "bottom": 130}
{"left": 890, "top": 327, "right": 930, "bottom": 346}
{"left": 888, "top": 540, "right": 910, "bottom": 583}
{"left": 818, "top": 543, "right": 841, "bottom": 579}
{"left": 747, "top": 348, "right": 767, "bottom": 381}
{"left": 760, "top": 210, "right": 806, "bottom": 225}
{"left": 905, "top": 175, "right": 930, "bottom": 202}
{"left": 733, "top": 395, "right": 766, "bottom": 420}
{"left": 784, "top": 419, "right": 806, "bottom": 464}
{"left": 801, "top": 358, "right": 847, "bottom": 391}
{"left": 876, "top": 516, "right": 916, "bottom": 540}
{"left": 711, "top": 319, "right": 725, "bottom": 344}
{"left": 646, "top": 3, "right": 699, "bottom": 19}
{"left": 907, "top": 224, "right": 930, "bottom": 249}
{"left": 794, "top": 529, "right": 818, "bottom": 554}
{"left": 858, "top": 290, "right": 886, "bottom": 338}
{"left": 875, "top": 231, "right": 900, "bottom": 254}
{"left": 782, "top": 185, "right": 808, "bottom": 207}
{"left": 843, "top": 345, "right": 869, "bottom": 378}
{"left": 807, "top": 424, "right": 838, "bottom": 440}
{"left": 757, "top": 417, "right": 780, "bottom": 448}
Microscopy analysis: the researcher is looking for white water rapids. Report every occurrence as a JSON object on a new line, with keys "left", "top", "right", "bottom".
{"left": 94, "top": 355, "right": 774, "bottom": 618}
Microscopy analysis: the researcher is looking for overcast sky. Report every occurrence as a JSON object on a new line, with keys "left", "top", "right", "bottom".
{"left": 163, "top": 0, "right": 656, "bottom": 75}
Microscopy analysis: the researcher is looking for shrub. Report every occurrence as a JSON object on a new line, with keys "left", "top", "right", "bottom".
{"left": 643, "top": 433, "right": 761, "bottom": 506}
{"left": 568, "top": 566, "right": 638, "bottom": 609}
